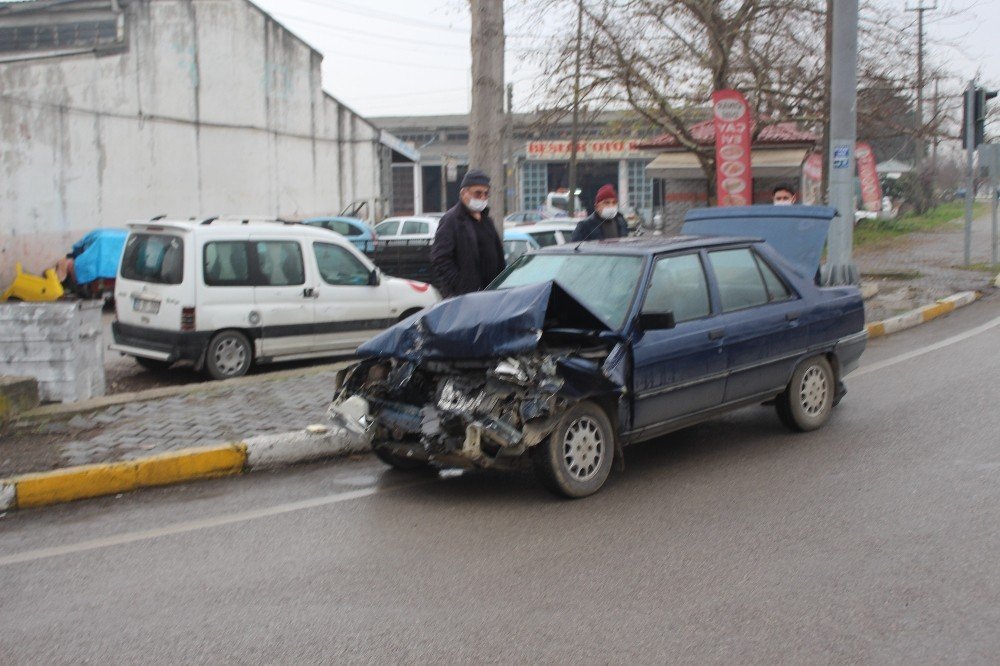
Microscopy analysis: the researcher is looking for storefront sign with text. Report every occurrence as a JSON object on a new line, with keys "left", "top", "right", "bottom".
{"left": 711, "top": 90, "right": 753, "bottom": 206}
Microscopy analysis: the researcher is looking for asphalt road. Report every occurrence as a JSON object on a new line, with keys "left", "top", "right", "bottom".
{"left": 3, "top": 296, "right": 999, "bottom": 664}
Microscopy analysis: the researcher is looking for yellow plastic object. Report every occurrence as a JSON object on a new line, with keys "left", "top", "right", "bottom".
{"left": 0, "top": 263, "right": 64, "bottom": 302}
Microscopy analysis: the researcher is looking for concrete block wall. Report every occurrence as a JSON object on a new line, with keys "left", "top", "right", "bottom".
{"left": 0, "top": 301, "right": 105, "bottom": 403}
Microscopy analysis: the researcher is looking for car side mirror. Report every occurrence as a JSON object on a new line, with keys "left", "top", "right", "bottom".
{"left": 368, "top": 268, "right": 380, "bottom": 286}
{"left": 638, "top": 310, "right": 676, "bottom": 331}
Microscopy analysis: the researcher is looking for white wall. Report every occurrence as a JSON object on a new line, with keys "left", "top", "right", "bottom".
{"left": 0, "top": 0, "right": 384, "bottom": 285}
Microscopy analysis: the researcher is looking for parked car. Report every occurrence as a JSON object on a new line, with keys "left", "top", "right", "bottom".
{"left": 504, "top": 210, "right": 548, "bottom": 226}
{"left": 508, "top": 221, "right": 579, "bottom": 247}
{"left": 301, "top": 216, "right": 377, "bottom": 252}
{"left": 373, "top": 216, "right": 440, "bottom": 246}
{"left": 502, "top": 229, "right": 541, "bottom": 264}
{"left": 330, "top": 205, "right": 867, "bottom": 498}
{"left": 111, "top": 217, "right": 439, "bottom": 380}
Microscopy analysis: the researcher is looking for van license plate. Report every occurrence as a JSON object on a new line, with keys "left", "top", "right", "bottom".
{"left": 133, "top": 298, "right": 160, "bottom": 314}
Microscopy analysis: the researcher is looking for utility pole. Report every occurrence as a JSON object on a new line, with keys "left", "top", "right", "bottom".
{"left": 906, "top": 1, "right": 935, "bottom": 181}
{"left": 469, "top": 0, "right": 506, "bottom": 232}
{"left": 823, "top": 0, "right": 860, "bottom": 286}
{"left": 964, "top": 80, "right": 975, "bottom": 265}
{"left": 505, "top": 83, "right": 514, "bottom": 215}
{"left": 931, "top": 76, "right": 940, "bottom": 178}
{"left": 567, "top": 0, "right": 584, "bottom": 217}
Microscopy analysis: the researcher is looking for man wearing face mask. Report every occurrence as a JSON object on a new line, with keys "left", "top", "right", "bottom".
{"left": 430, "top": 168, "right": 506, "bottom": 298}
{"left": 772, "top": 184, "right": 797, "bottom": 205}
{"left": 570, "top": 184, "right": 629, "bottom": 242}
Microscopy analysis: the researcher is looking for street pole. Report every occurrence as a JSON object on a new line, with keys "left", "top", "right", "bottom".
{"left": 823, "top": 0, "right": 860, "bottom": 286}
{"left": 964, "top": 81, "right": 975, "bottom": 266}
{"left": 567, "top": 0, "right": 583, "bottom": 217}
{"left": 505, "top": 83, "right": 514, "bottom": 216}
{"left": 469, "top": 0, "right": 506, "bottom": 233}
{"left": 931, "top": 76, "right": 939, "bottom": 180}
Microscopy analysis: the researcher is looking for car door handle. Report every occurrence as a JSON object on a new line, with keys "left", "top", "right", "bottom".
{"left": 708, "top": 328, "right": 725, "bottom": 341}
{"left": 785, "top": 311, "right": 801, "bottom": 321}
{"left": 303, "top": 288, "right": 319, "bottom": 298}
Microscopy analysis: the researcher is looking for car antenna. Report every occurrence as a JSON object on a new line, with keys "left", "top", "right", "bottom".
{"left": 150, "top": 214, "right": 167, "bottom": 221}
{"left": 200, "top": 216, "right": 219, "bottom": 225}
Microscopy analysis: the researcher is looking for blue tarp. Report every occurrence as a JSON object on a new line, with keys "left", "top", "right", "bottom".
{"left": 682, "top": 205, "right": 835, "bottom": 279}
{"left": 71, "top": 228, "right": 128, "bottom": 285}
{"left": 358, "top": 281, "right": 609, "bottom": 361}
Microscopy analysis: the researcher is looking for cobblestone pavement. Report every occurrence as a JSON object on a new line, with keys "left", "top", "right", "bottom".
{"left": 9, "top": 369, "right": 341, "bottom": 471}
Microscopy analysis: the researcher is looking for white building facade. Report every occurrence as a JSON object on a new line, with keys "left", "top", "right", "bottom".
{"left": 0, "top": 0, "right": 412, "bottom": 285}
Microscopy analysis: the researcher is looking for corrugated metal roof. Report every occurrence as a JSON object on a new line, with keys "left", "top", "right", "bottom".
{"left": 638, "top": 120, "right": 816, "bottom": 149}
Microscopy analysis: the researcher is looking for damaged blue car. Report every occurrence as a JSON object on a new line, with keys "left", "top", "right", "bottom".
{"left": 330, "top": 205, "right": 867, "bottom": 498}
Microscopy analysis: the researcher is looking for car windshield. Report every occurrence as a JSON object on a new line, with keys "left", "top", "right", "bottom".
{"left": 490, "top": 253, "right": 644, "bottom": 328}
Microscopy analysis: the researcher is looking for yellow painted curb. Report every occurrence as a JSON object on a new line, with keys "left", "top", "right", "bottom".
{"left": 866, "top": 322, "right": 886, "bottom": 338}
{"left": 920, "top": 301, "right": 953, "bottom": 322}
{"left": 7, "top": 443, "right": 247, "bottom": 509}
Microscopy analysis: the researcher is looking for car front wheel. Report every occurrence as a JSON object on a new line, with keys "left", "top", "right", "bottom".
{"left": 534, "top": 400, "right": 614, "bottom": 498}
{"left": 205, "top": 330, "right": 252, "bottom": 380}
{"left": 776, "top": 355, "right": 834, "bottom": 432}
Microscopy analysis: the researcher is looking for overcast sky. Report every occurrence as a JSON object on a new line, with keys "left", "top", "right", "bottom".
{"left": 249, "top": 0, "right": 1000, "bottom": 120}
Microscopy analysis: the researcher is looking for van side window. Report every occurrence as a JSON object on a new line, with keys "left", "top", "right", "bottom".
{"left": 314, "top": 243, "right": 370, "bottom": 286}
{"left": 401, "top": 220, "right": 428, "bottom": 235}
{"left": 203, "top": 241, "right": 251, "bottom": 286}
{"left": 642, "top": 253, "right": 710, "bottom": 323}
{"left": 708, "top": 248, "right": 770, "bottom": 312}
{"left": 255, "top": 241, "right": 304, "bottom": 286}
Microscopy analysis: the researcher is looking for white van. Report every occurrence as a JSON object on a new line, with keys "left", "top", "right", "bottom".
{"left": 111, "top": 218, "right": 439, "bottom": 379}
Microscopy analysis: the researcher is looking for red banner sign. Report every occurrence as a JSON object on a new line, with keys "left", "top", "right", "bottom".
{"left": 855, "top": 142, "right": 882, "bottom": 212}
{"left": 711, "top": 89, "right": 753, "bottom": 206}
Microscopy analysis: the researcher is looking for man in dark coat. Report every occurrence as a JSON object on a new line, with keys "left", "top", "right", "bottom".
{"left": 570, "top": 184, "right": 629, "bottom": 242}
{"left": 430, "top": 169, "right": 506, "bottom": 298}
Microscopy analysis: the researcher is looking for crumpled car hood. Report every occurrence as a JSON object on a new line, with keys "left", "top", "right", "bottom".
{"left": 358, "top": 280, "right": 611, "bottom": 362}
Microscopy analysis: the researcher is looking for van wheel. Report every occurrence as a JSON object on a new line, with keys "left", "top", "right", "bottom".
{"left": 135, "top": 357, "right": 172, "bottom": 372}
{"left": 205, "top": 331, "right": 252, "bottom": 380}
{"left": 533, "top": 400, "right": 614, "bottom": 498}
{"left": 776, "top": 356, "right": 834, "bottom": 432}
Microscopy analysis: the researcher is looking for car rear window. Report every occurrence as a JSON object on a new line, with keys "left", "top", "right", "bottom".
{"left": 121, "top": 233, "right": 184, "bottom": 285}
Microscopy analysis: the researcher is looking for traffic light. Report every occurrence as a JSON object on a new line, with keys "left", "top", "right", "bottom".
{"left": 962, "top": 86, "right": 998, "bottom": 149}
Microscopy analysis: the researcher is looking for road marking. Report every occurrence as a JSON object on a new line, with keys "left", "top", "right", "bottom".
{"left": 0, "top": 484, "right": 412, "bottom": 567}
{"left": 851, "top": 314, "right": 1000, "bottom": 378}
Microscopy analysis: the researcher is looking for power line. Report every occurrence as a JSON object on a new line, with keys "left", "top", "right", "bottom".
{"left": 278, "top": 0, "right": 470, "bottom": 35}
{"left": 270, "top": 10, "right": 469, "bottom": 51}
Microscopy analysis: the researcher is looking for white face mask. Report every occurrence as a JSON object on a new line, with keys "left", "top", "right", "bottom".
{"left": 467, "top": 198, "right": 489, "bottom": 213}
{"left": 774, "top": 199, "right": 793, "bottom": 206}
{"left": 599, "top": 206, "right": 618, "bottom": 220}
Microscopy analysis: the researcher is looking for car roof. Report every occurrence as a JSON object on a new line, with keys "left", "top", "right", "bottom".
{"left": 377, "top": 216, "right": 439, "bottom": 223}
{"left": 533, "top": 234, "right": 760, "bottom": 256}
{"left": 514, "top": 222, "right": 578, "bottom": 232}
{"left": 124, "top": 218, "right": 358, "bottom": 246}
{"left": 302, "top": 216, "right": 368, "bottom": 227}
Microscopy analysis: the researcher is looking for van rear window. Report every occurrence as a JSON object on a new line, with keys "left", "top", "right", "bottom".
{"left": 121, "top": 234, "right": 184, "bottom": 285}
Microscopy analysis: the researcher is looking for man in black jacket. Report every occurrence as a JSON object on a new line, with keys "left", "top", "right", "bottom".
{"left": 430, "top": 169, "right": 506, "bottom": 298}
{"left": 570, "top": 184, "right": 629, "bottom": 242}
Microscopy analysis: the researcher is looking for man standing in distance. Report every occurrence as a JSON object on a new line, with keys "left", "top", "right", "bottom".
{"left": 570, "top": 184, "right": 629, "bottom": 242}
{"left": 772, "top": 184, "right": 797, "bottom": 205}
{"left": 430, "top": 169, "right": 506, "bottom": 298}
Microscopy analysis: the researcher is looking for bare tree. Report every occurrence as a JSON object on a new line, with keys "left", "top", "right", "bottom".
{"left": 470, "top": 0, "right": 506, "bottom": 230}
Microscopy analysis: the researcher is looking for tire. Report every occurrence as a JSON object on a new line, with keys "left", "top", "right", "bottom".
{"left": 205, "top": 330, "right": 252, "bottom": 380}
{"left": 135, "top": 356, "right": 173, "bottom": 372}
{"left": 776, "top": 355, "right": 835, "bottom": 432}
{"left": 533, "top": 400, "right": 615, "bottom": 498}
{"left": 372, "top": 443, "right": 431, "bottom": 472}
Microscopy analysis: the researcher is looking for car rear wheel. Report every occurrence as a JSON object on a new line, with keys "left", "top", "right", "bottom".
{"left": 205, "top": 330, "right": 252, "bottom": 380}
{"left": 135, "top": 356, "right": 173, "bottom": 372}
{"left": 776, "top": 355, "right": 834, "bottom": 432}
{"left": 534, "top": 401, "right": 614, "bottom": 498}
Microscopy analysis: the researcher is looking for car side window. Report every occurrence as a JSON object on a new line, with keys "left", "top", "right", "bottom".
{"left": 204, "top": 241, "right": 251, "bottom": 286}
{"left": 401, "top": 220, "right": 428, "bottom": 235}
{"left": 314, "top": 242, "right": 370, "bottom": 286}
{"left": 375, "top": 220, "right": 399, "bottom": 236}
{"left": 532, "top": 231, "right": 559, "bottom": 247}
{"left": 255, "top": 241, "right": 305, "bottom": 286}
{"left": 754, "top": 253, "right": 793, "bottom": 301}
{"left": 709, "top": 248, "right": 770, "bottom": 312}
{"left": 642, "top": 253, "right": 710, "bottom": 323}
